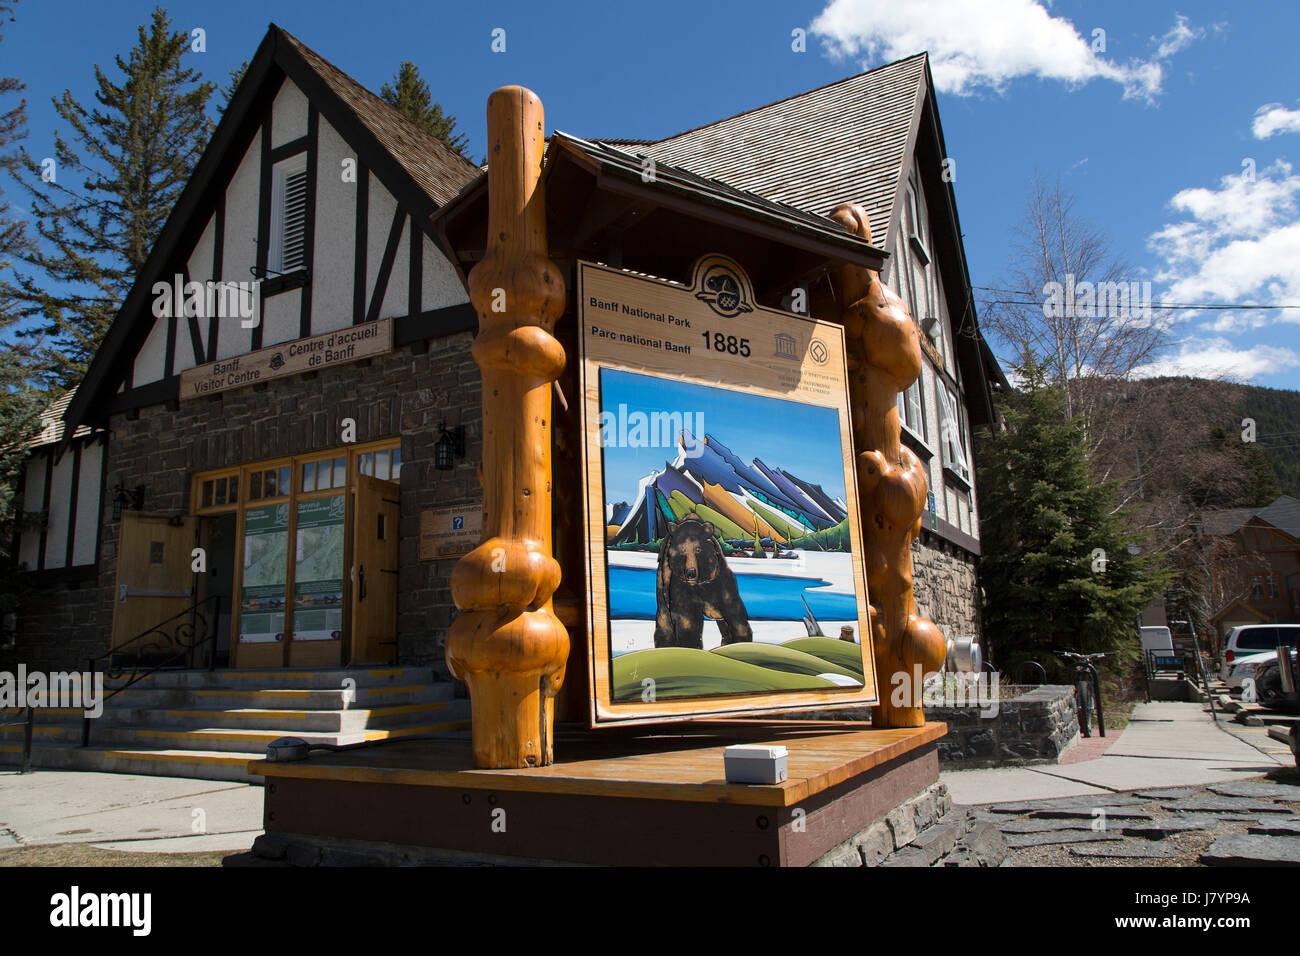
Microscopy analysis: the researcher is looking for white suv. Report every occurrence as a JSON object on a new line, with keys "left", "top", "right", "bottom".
{"left": 1220, "top": 624, "right": 1300, "bottom": 684}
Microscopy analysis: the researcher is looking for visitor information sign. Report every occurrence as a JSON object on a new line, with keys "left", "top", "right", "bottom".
{"left": 577, "top": 255, "right": 878, "bottom": 725}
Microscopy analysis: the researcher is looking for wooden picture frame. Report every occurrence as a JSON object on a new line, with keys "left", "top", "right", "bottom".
{"left": 577, "top": 256, "right": 879, "bottom": 725}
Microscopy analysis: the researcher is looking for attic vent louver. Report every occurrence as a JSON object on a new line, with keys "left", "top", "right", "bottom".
{"left": 271, "top": 160, "right": 309, "bottom": 274}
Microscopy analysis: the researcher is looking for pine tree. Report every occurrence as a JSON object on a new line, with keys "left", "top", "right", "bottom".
{"left": 0, "top": 0, "right": 43, "bottom": 614}
{"left": 379, "top": 61, "right": 469, "bottom": 157}
{"left": 976, "top": 353, "right": 1169, "bottom": 677}
{"left": 3, "top": 6, "right": 214, "bottom": 390}
{"left": 219, "top": 59, "right": 248, "bottom": 114}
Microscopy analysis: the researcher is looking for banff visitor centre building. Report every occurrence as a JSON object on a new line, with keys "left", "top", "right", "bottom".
{"left": 1, "top": 24, "right": 1005, "bottom": 779}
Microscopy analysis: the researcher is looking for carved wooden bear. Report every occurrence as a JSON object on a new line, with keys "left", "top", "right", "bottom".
{"left": 653, "top": 515, "right": 753, "bottom": 649}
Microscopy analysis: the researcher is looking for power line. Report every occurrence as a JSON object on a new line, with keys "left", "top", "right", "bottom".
{"left": 974, "top": 285, "right": 1300, "bottom": 312}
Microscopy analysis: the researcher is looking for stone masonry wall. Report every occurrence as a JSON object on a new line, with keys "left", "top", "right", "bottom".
{"left": 912, "top": 531, "right": 981, "bottom": 642}
{"left": 928, "top": 684, "right": 1078, "bottom": 767}
{"left": 3, "top": 331, "right": 481, "bottom": 677}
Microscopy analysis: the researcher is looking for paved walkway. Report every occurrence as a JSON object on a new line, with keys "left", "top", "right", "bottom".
{"left": 0, "top": 769, "right": 263, "bottom": 854}
{"left": 942, "top": 702, "right": 1294, "bottom": 806}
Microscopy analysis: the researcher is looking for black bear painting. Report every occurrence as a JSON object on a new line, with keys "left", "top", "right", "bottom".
{"left": 653, "top": 514, "right": 753, "bottom": 649}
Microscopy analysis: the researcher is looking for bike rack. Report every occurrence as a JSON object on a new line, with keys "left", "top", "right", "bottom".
{"left": 1014, "top": 660, "right": 1046, "bottom": 686}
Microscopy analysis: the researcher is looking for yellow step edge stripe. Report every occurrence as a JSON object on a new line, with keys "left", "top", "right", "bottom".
{"left": 363, "top": 685, "right": 424, "bottom": 696}
{"left": 0, "top": 707, "right": 81, "bottom": 715}
{"left": 167, "top": 709, "right": 310, "bottom": 719}
{"left": 102, "top": 750, "right": 255, "bottom": 765}
{"left": 361, "top": 721, "right": 472, "bottom": 741}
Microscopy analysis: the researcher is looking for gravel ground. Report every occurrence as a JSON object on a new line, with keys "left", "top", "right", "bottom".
{"left": 0, "top": 843, "right": 228, "bottom": 867}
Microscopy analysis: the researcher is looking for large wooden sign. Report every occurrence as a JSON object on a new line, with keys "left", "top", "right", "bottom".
{"left": 578, "top": 255, "right": 878, "bottom": 724}
{"left": 179, "top": 319, "right": 392, "bottom": 399}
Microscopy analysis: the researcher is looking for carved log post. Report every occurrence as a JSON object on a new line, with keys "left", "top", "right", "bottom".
{"left": 830, "top": 202, "right": 946, "bottom": 728}
{"left": 446, "top": 86, "right": 569, "bottom": 768}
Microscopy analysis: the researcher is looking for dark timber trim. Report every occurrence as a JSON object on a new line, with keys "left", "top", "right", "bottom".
{"left": 163, "top": 278, "right": 178, "bottom": 378}
{"left": 353, "top": 165, "right": 368, "bottom": 324}
{"left": 185, "top": 267, "right": 206, "bottom": 367}
{"left": 254, "top": 106, "right": 273, "bottom": 351}
{"left": 367, "top": 208, "right": 405, "bottom": 324}
{"left": 299, "top": 105, "right": 319, "bottom": 339}
{"left": 94, "top": 432, "right": 108, "bottom": 568}
{"left": 22, "top": 565, "right": 99, "bottom": 587}
{"left": 270, "top": 134, "right": 309, "bottom": 163}
{"left": 65, "top": 442, "right": 82, "bottom": 568}
{"left": 209, "top": 197, "right": 225, "bottom": 361}
{"left": 106, "top": 377, "right": 180, "bottom": 414}
{"left": 35, "top": 448, "right": 53, "bottom": 571}
{"left": 393, "top": 302, "right": 477, "bottom": 346}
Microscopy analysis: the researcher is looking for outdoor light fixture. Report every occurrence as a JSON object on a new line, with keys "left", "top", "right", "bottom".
{"left": 111, "top": 483, "right": 145, "bottom": 521}
{"left": 435, "top": 423, "right": 466, "bottom": 471}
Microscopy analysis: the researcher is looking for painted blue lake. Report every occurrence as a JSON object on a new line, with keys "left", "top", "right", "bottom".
{"left": 608, "top": 565, "right": 856, "bottom": 621}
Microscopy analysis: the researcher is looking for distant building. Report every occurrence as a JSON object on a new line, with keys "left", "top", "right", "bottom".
{"left": 1202, "top": 495, "right": 1300, "bottom": 642}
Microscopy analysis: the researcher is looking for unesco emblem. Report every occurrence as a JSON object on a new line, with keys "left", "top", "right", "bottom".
{"left": 809, "top": 339, "right": 829, "bottom": 365}
{"left": 694, "top": 263, "right": 753, "bottom": 318}
{"left": 269, "top": 352, "right": 285, "bottom": 371}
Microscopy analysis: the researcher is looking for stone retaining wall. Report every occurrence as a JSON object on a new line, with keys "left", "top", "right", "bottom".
{"left": 928, "top": 684, "right": 1078, "bottom": 767}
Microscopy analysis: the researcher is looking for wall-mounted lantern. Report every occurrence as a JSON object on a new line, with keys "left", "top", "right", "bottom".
{"left": 435, "top": 423, "right": 466, "bottom": 471}
{"left": 112, "top": 483, "right": 146, "bottom": 521}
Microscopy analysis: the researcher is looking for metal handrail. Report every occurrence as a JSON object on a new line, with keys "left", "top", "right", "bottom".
{"left": 0, "top": 707, "right": 35, "bottom": 773}
{"left": 82, "top": 595, "right": 222, "bottom": 747}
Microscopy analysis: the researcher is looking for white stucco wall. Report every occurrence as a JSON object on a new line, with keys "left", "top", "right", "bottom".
{"left": 42, "top": 451, "right": 74, "bottom": 569}
{"left": 313, "top": 119, "right": 356, "bottom": 333}
{"left": 71, "top": 442, "right": 102, "bottom": 566}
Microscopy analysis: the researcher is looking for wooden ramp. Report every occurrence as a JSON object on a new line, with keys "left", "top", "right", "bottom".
{"left": 251, "top": 720, "right": 945, "bottom": 866}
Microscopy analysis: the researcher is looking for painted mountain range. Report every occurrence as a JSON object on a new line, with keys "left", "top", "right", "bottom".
{"left": 605, "top": 430, "right": 850, "bottom": 550}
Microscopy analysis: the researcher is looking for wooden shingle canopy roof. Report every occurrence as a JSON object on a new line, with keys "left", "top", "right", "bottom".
{"left": 61, "top": 23, "right": 479, "bottom": 438}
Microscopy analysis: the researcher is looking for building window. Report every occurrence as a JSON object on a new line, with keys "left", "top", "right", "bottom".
{"left": 1251, "top": 577, "right": 1264, "bottom": 599}
{"left": 1268, "top": 576, "right": 1279, "bottom": 599}
{"left": 270, "top": 158, "right": 309, "bottom": 274}
{"left": 897, "top": 378, "right": 927, "bottom": 444}
{"left": 939, "top": 384, "right": 970, "bottom": 485}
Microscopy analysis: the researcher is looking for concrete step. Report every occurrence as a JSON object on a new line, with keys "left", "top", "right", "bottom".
{"left": 3, "top": 699, "right": 467, "bottom": 733}
{"left": 0, "top": 741, "right": 263, "bottom": 783}
{"left": 101, "top": 666, "right": 439, "bottom": 692}
{"left": 88, "top": 683, "right": 444, "bottom": 711}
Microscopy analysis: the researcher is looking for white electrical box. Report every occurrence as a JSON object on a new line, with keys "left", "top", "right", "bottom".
{"left": 723, "top": 744, "right": 789, "bottom": 784}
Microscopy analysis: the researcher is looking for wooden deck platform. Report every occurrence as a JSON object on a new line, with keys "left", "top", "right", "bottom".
{"left": 252, "top": 720, "right": 946, "bottom": 866}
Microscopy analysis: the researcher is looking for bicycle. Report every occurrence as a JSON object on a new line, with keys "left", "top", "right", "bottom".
{"left": 1058, "top": 651, "right": 1107, "bottom": 738}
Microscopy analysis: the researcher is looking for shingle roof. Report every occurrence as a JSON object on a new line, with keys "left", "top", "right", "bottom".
{"left": 611, "top": 53, "right": 927, "bottom": 246}
{"left": 1202, "top": 495, "right": 1300, "bottom": 541}
{"left": 279, "top": 29, "right": 479, "bottom": 206}
{"left": 27, "top": 389, "right": 92, "bottom": 449}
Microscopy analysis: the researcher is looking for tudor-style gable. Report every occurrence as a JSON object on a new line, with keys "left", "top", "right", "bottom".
{"left": 68, "top": 24, "right": 480, "bottom": 430}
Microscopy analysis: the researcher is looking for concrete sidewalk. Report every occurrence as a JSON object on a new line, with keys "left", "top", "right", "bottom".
{"left": 0, "top": 768, "right": 263, "bottom": 854}
{"left": 942, "top": 702, "right": 1293, "bottom": 806}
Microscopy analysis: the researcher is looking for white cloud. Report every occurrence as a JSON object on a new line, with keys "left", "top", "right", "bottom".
{"left": 1154, "top": 14, "right": 1203, "bottom": 59}
{"left": 1148, "top": 161, "right": 1300, "bottom": 313}
{"left": 809, "top": 0, "right": 1202, "bottom": 100}
{"left": 1132, "top": 336, "right": 1300, "bottom": 382}
{"left": 1253, "top": 102, "right": 1300, "bottom": 139}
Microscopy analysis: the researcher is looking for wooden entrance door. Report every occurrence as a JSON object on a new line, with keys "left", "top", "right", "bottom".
{"left": 350, "top": 474, "right": 399, "bottom": 664}
{"left": 111, "top": 514, "right": 196, "bottom": 662}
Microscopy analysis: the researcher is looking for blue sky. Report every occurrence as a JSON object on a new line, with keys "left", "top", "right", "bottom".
{"left": 5, "top": 0, "right": 1299, "bottom": 388}
{"left": 599, "top": 368, "right": 846, "bottom": 505}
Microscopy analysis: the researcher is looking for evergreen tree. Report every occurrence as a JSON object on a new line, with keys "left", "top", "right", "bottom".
{"left": 379, "top": 61, "right": 469, "bottom": 157}
{"left": 3, "top": 6, "right": 214, "bottom": 390}
{"left": 0, "top": 1, "right": 42, "bottom": 618}
{"left": 219, "top": 59, "right": 248, "bottom": 114}
{"left": 976, "top": 353, "right": 1169, "bottom": 677}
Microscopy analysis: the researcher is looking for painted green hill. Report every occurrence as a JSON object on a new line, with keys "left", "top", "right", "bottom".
{"left": 781, "top": 637, "right": 866, "bottom": 677}
{"left": 612, "top": 647, "right": 837, "bottom": 701}
{"left": 711, "top": 641, "right": 863, "bottom": 682}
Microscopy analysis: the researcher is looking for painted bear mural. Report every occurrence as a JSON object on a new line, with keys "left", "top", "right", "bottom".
{"left": 653, "top": 515, "right": 753, "bottom": 649}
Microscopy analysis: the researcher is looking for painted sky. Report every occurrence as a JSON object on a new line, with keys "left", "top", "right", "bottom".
{"left": 599, "top": 367, "right": 847, "bottom": 507}
{"left": 4, "top": 0, "right": 1298, "bottom": 388}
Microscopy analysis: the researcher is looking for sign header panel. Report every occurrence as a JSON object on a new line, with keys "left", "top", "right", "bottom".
{"left": 179, "top": 319, "right": 392, "bottom": 399}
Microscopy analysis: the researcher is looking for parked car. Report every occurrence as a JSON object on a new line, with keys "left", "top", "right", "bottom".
{"left": 1252, "top": 647, "right": 1300, "bottom": 709}
{"left": 1224, "top": 650, "right": 1283, "bottom": 690}
{"left": 1219, "top": 624, "right": 1300, "bottom": 681}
